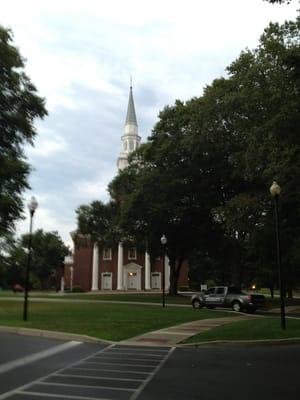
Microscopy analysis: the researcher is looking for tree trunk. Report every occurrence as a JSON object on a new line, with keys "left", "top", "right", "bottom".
{"left": 287, "top": 284, "right": 293, "bottom": 299}
{"left": 168, "top": 256, "right": 183, "bottom": 296}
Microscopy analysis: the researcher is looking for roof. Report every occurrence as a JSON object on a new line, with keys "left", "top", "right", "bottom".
{"left": 125, "top": 86, "right": 138, "bottom": 126}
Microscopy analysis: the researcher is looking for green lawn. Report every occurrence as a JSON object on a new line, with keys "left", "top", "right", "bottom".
{"left": 0, "top": 290, "right": 190, "bottom": 304}
{"left": 0, "top": 300, "right": 229, "bottom": 341}
{"left": 182, "top": 317, "right": 300, "bottom": 344}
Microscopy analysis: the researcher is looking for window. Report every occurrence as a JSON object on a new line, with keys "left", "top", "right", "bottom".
{"left": 103, "top": 248, "right": 112, "bottom": 260}
{"left": 129, "top": 140, "right": 134, "bottom": 151}
{"left": 205, "top": 287, "right": 216, "bottom": 295}
{"left": 216, "top": 287, "right": 225, "bottom": 295}
{"left": 128, "top": 247, "right": 137, "bottom": 260}
{"left": 227, "top": 287, "right": 243, "bottom": 294}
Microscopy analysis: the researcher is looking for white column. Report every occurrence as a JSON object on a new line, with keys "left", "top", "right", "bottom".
{"left": 91, "top": 242, "right": 99, "bottom": 291}
{"left": 145, "top": 250, "right": 151, "bottom": 290}
{"left": 117, "top": 242, "right": 123, "bottom": 290}
{"left": 165, "top": 255, "right": 170, "bottom": 290}
{"left": 60, "top": 276, "right": 65, "bottom": 293}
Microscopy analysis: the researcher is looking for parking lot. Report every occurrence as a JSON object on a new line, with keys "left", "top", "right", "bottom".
{"left": 1, "top": 332, "right": 300, "bottom": 400}
{"left": 0, "top": 338, "right": 173, "bottom": 400}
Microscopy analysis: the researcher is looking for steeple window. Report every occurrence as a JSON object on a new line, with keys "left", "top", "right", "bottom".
{"left": 129, "top": 140, "right": 134, "bottom": 151}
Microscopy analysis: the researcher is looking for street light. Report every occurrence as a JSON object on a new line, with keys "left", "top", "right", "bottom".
{"left": 270, "top": 181, "right": 286, "bottom": 330}
{"left": 160, "top": 234, "right": 167, "bottom": 308}
{"left": 23, "top": 196, "right": 38, "bottom": 321}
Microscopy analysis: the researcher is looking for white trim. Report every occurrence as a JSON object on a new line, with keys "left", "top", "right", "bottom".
{"left": 128, "top": 247, "right": 137, "bottom": 260}
{"left": 145, "top": 250, "right": 151, "bottom": 290}
{"left": 117, "top": 242, "right": 123, "bottom": 290}
{"left": 165, "top": 255, "right": 170, "bottom": 290}
{"left": 101, "top": 272, "right": 112, "bottom": 290}
{"left": 151, "top": 272, "right": 161, "bottom": 289}
{"left": 91, "top": 242, "right": 99, "bottom": 291}
{"left": 123, "top": 263, "right": 142, "bottom": 290}
{"left": 103, "top": 247, "right": 112, "bottom": 260}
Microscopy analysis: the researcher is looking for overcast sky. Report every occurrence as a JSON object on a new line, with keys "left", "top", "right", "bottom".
{"left": 1, "top": 0, "right": 298, "bottom": 248}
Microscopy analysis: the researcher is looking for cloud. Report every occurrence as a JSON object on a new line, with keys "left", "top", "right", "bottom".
{"left": 2, "top": 0, "right": 298, "bottom": 246}
{"left": 27, "top": 130, "right": 67, "bottom": 158}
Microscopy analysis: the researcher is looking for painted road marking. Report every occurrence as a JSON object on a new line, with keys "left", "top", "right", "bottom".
{"left": 9, "top": 392, "right": 111, "bottom": 399}
{"left": 69, "top": 366, "right": 149, "bottom": 376}
{"left": 0, "top": 341, "right": 81, "bottom": 374}
{"left": 129, "top": 346, "right": 175, "bottom": 400}
{"left": 0, "top": 344, "right": 174, "bottom": 400}
{"left": 57, "top": 373, "right": 144, "bottom": 382}
{"left": 93, "top": 354, "right": 164, "bottom": 362}
{"left": 0, "top": 344, "right": 114, "bottom": 400}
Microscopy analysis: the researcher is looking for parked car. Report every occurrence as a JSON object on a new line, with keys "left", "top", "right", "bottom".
{"left": 191, "top": 286, "right": 265, "bottom": 313}
{"left": 12, "top": 284, "right": 24, "bottom": 293}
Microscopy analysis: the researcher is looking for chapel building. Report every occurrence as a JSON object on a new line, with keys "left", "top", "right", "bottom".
{"left": 64, "top": 86, "right": 188, "bottom": 291}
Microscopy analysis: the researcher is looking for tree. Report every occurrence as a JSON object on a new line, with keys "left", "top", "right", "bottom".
{"left": 5, "top": 230, "right": 69, "bottom": 289}
{"left": 197, "top": 18, "right": 300, "bottom": 294}
{"left": 110, "top": 18, "right": 300, "bottom": 294}
{"left": 264, "top": 1, "right": 292, "bottom": 4}
{"left": 0, "top": 26, "right": 47, "bottom": 237}
{"left": 76, "top": 200, "right": 121, "bottom": 246}
{"left": 76, "top": 18, "right": 300, "bottom": 295}
{"left": 109, "top": 98, "right": 230, "bottom": 295}
{"left": 0, "top": 233, "right": 16, "bottom": 288}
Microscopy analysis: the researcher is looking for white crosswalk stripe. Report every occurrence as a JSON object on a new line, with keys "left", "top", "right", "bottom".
{"left": 0, "top": 344, "right": 174, "bottom": 400}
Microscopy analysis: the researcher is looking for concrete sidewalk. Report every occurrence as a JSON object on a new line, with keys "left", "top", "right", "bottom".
{"left": 120, "top": 315, "right": 251, "bottom": 347}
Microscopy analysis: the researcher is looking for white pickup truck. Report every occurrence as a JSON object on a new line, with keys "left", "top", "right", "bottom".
{"left": 191, "top": 286, "right": 265, "bottom": 313}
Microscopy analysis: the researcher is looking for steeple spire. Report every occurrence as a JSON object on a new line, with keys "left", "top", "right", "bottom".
{"left": 125, "top": 84, "right": 138, "bottom": 126}
{"left": 117, "top": 84, "right": 141, "bottom": 171}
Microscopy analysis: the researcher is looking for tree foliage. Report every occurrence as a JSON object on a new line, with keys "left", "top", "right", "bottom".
{"left": 76, "top": 201, "right": 121, "bottom": 247}
{"left": 3, "top": 230, "right": 69, "bottom": 289}
{"left": 0, "top": 26, "right": 47, "bottom": 236}
{"left": 78, "top": 18, "right": 300, "bottom": 295}
{"left": 264, "top": 0, "right": 292, "bottom": 3}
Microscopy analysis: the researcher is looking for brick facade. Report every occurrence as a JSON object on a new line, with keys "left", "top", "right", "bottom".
{"left": 65, "top": 240, "right": 189, "bottom": 292}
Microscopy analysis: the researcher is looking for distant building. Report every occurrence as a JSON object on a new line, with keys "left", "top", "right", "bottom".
{"left": 64, "top": 86, "right": 188, "bottom": 291}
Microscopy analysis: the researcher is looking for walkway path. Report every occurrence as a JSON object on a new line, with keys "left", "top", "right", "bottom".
{"left": 120, "top": 315, "right": 251, "bottom": 347}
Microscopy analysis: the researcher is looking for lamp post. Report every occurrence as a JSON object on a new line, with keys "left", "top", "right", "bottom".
{"left": 270, "top": 181, "right": 286, "bottom": 330}
{"left": 23, "top": 196, "right": 38, "bottom": 321}
{"left": 160, "top": 234, "right": 167, "bottom": 308}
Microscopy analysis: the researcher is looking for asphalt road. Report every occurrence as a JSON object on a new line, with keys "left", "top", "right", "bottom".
{"left": 0, "top": 333, "right": 299, "bottom": 400}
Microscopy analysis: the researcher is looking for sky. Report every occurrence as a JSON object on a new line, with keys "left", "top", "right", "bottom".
{"left": 1, "top": 0, "right": 298, "bottom": 249}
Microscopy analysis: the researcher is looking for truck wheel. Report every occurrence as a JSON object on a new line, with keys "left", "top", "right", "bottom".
{"left": 192, "top": 299, "right": 203, "bottom": 309}
{"left": 232, "top": 301, "right": 242, "bottom": 312}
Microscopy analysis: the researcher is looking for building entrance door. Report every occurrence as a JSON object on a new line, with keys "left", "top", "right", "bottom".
{"left": 151, "top": 272, "right": 161, "bottom": 289}
{"left": 102, "top": 272, "right": 112, "bottom": 290}
{"left": 127, "top": 272, "right": 137, "bottom": 290}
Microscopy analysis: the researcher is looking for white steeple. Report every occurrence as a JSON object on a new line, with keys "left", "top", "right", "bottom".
{"left": 117, "top": 85, "right": 141, "bottom": 170}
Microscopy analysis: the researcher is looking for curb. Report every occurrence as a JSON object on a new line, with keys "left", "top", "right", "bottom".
{"left": 1, "top": 326, "right": 300, "bottom": 348}
{"left": 178, "top": 337, "right": 300, "bottom": 347}
{"left": 0, "top": 326, "right": 113, "bottom": 345}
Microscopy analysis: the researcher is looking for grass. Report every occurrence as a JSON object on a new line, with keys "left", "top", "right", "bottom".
{"left": 2, "top": 290, "right": 300, "bottom": 310}
{"left": 0, "top": 300, "right": 230, "bottom": 341}
{"left": 182, "top": 317, "right": 300, "bottom": 344}
{"left": 0, "top": 290, "right": 190, "bottom": 304}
